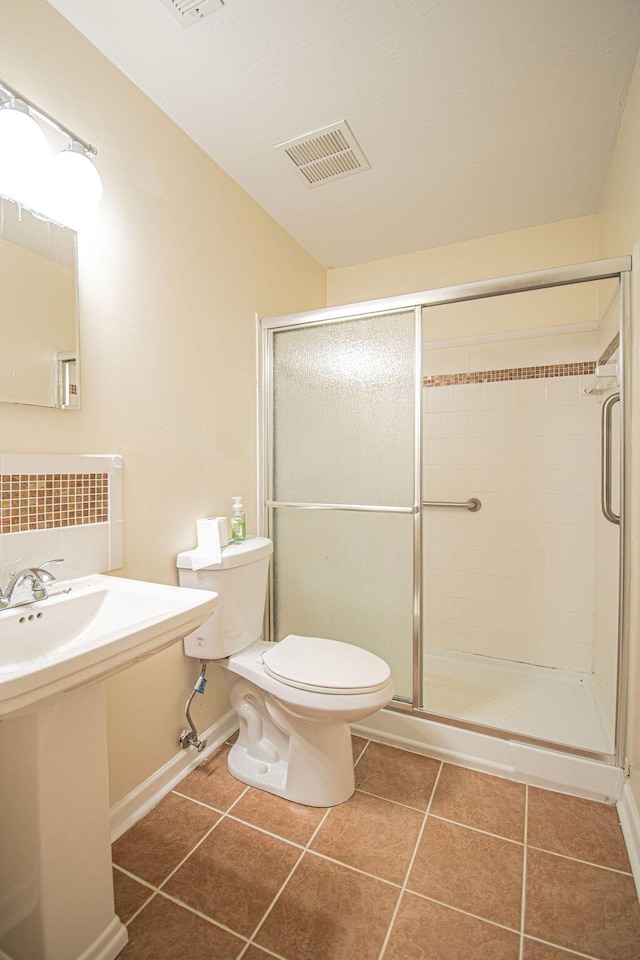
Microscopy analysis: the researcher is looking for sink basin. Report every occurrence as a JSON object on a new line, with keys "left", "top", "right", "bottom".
{"left": 0, "top": 574, "right": 218, "bottom": 717}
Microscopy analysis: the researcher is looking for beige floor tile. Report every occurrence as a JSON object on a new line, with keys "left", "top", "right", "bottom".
{"left": 310, "top": 790, "right": 423, "bottom": 884}
{"left": 118, "top": 893, "right": 245, "bottom": 959}
{"left": 527, "top": 787, "right": 632, "bottom": 871}
{"left": 525, "top": 848, "right": 640, "bottom": 960}
{"left": 407, "top": 817, "right": 523, "bottom": 929}
{"left": 382, "top": 892, "right": 520, "bottom": 960}
{"left": 430, "top": 763, "right": 525, "bottom": 841}
{"left": 113, "top": 869, "right": 154, "bottom": 924}
{"left": 231, "top": 787, "right": 328, "bottom": 846}
{"left": 112, "top": 792, "right": 220, "bottom": 886}
{"left": 163, "top": 817, "right": 300, "bottom": 937}
{"left": 523, "top": 939, "right": 587, "bottom": 959}
{"left": 256, "top": 852, "right": 399, "bottom": 960}
{"left": 177, "top": 743, "right": 247, "bottom": 810}
{"left": 241, "top": 948, "right": 276, "bottom": 960}
{"left": 354, "top": 741, "right": 440, "bottom": 809}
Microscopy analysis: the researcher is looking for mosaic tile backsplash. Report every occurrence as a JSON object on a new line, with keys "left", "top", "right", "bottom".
{"left": 0, "top": 473, "right": 109, "bottom": 534}
{"left": 0, "top": 453, "right": 123, "bottom": 579}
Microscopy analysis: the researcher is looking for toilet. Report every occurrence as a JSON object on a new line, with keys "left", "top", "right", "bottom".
{"left": 177, "top": 536, "right": 394, "bottom": 806}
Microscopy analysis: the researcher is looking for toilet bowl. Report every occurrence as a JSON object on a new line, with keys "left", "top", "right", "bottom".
{"left": 177, "top": 537, "right": 394, "bottom": 806}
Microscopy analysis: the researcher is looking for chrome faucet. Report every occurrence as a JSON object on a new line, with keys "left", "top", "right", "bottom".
{"left": 0, "top": 559, "right": 64, "bottom": 609}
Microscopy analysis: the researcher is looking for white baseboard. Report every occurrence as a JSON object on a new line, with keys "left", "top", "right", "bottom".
{"left": 110, "top": 710, "right": 238, "bottom": 842}
{"left": 618, "top": 781, "right": 640, "bottom": 901}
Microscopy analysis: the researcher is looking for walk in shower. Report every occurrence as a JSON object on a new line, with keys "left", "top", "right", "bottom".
{"left": 259, "top": 258, "right": 631, "bottom": 770}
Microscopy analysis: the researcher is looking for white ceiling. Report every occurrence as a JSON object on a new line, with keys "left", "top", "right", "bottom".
{"left": 46, "top": 0, "right": 640, "bottom": 268}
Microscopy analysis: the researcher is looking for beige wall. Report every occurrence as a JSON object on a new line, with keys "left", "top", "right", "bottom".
{"left": 0, "top": 0, "right": 325, "bottom": 804}
{"left": 328, "top": 217, "right": 601, "bottom": 350}
{"left": 327, "top": 215, "right": 599, "bottom": 306}
{"left": 599, "top": 50, "right": 640, "bottom": 810}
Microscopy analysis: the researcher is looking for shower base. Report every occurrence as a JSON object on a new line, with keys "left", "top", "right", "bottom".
{"left": 422, "top": 647, "right": 614, "bottom": 755}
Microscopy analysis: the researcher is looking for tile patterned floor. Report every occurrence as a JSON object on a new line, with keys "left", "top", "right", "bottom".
{"left": 112, "top": 735, "right": 640, "bottom": 960}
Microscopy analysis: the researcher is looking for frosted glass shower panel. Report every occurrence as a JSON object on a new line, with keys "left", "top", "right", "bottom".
{"left": 273, "top": 509, "right": 414, "bottom": 701}
{"left": 272, "top": 311, "right": 416, "bottom": 506}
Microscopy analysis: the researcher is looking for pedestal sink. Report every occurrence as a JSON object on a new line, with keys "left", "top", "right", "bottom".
{"left": 0, "top": 575, "right": 217, "bottom": 960}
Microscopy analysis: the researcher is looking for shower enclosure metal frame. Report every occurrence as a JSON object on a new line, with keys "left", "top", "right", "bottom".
{"left": 258, "top": 255, "right": 632, "bottom": 769}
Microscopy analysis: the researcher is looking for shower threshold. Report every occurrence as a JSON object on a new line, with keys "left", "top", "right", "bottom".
{"left": 422, "top": 647, "right": 614, "bottom": 755}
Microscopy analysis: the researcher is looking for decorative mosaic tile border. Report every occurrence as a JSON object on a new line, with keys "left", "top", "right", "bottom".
{"left": 423, "top": 333, "right": 619, "bottom": 389}
{"left": 0, "top": 473, "right": 109, "bottom": 534}
{"left": 424, "top": 361, "right": 596, "bottom": 388}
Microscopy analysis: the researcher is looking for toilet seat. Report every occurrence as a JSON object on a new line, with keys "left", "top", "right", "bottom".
{"left": 261, "top": 634, "right": 391, "bottom": 695}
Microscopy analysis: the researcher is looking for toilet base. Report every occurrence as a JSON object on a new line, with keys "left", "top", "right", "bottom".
{"left": 225, "top": 671, "right": 356, "bottom": 806}
{"left": 218, "top": 643, "right": 393, "bottom": 807}
{"left": 228, "top": 714, "right": 355, "bottom": 807}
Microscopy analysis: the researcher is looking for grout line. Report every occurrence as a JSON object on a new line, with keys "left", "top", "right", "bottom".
{"left": 170, "top": 789, "right": 227, "bottom": 813}
{"left": 353, "top": 736, "right": 371, "bottom": 767}
{"left": 521, "top": 934, "right": 603, "bottom": 960}
{"left": 519, "top": 783, "right": 529, "bottom": 960}
{"left": 428, "top": 812, "right": 525, "bottom": 845}
{"left": 121, "top": 891, "right": 158, "bottom": 928}
{"left": 526, "top": 844, "right": 635, "bottom": 876}
{"left": 306, "top": 805, "right": 335, "bottom": 847}
{"left": 112, "top": 863, "right": 157, "bottom": 890}
{"left": 407, "top": 890, "right": 523, "bottom": 936}
{"left": 173, "top": 786, "right": 332, "bottom": 854}
{"left": 223, "top": 812, "right": 309, "bottom": 851}
{"left": 354, "top": 786, "right": 427, "bottom": 813}
{"left": 302, "top": 848, "right": 403, "bottom": 889}
{"left": 154, "top": 787, "right": 251, "bottom": 894}
{"left": 155, "top": 819, "right": 224, "bottom": 891}
{"left": 235, "top": 941, "right": 288, "bottom": 960}
{"left": 112, "top": 865, "right": 158, "bottom": 927}
{"left": 239, "top": 804, "right": 335, "bottom": 955}
{"left": 156, "top": 888, "right": 251, "bottom": 942}
{"left": 376, "top": 760, "right": 444, "bottom": 960}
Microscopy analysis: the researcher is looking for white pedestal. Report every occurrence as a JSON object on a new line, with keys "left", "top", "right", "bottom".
{"left": 0, "top": 682, "right": 128, "bottom": 960}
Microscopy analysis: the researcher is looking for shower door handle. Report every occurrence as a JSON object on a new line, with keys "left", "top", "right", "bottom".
{"left": 601, "top": 392, "right": 620, "bottom": 525}
{"left": 422, "top": 498, "right": 481, "bottom": 512}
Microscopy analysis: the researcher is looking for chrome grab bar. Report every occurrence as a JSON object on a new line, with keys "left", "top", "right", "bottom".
{"left": 601, "top": 392, "right": 620, "bottom": 525}
{"left": 422, "top": 498, "right": 481, "bottom": 512}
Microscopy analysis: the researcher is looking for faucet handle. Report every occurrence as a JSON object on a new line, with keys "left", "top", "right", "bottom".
{"left": 32, "top": 559, "right": 65, "bottom": 583}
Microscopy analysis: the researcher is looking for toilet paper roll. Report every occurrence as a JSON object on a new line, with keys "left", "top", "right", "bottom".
{"left": 189, "top": 516, "right": 229, "bottom": 570}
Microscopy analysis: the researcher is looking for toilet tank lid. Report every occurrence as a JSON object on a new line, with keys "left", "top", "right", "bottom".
{"left": 177, "top": 536, "right": 273, "bottom": 571}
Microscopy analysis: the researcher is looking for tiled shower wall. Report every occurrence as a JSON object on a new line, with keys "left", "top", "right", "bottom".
{"left": 422, "top": 326, "right": 601, "bottom": 676}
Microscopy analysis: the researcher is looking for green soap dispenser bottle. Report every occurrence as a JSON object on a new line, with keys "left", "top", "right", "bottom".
{"left": 230, "top": 496, "right": 246, "bottom": 542}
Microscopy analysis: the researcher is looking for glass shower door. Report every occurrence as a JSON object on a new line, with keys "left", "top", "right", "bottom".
{"left": 265, "top": 309, "right": 420, "bottom": 703}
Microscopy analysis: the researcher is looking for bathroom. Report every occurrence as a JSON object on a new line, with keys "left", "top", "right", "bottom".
{"left": 1, "top": 1, "right": 640, "bottom": 958}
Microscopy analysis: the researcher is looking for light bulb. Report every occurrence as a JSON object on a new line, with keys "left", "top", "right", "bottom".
{"left": 0, "top": 100, "right": 51, "bottom": 208}
{"left": 42, "top": 141, "right": 103, "bottom": 230}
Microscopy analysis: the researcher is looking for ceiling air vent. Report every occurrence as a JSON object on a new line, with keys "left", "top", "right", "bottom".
{"left": 275, "top": 121, "right": 370, "bottom": 188}
{"left": 159, "top": 0, "right": 225, "bottom": 27}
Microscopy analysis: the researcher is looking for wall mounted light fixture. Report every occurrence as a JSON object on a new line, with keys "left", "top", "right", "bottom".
{"left": 0, "top": 79, "right": 103, "bottom": 230}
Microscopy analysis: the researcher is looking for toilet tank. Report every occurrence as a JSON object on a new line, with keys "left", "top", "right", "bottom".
{"left": 177, "top": 537, "right": 273, "bottom": 660}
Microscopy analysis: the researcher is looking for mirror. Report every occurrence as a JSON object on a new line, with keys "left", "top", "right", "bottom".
{"left": 0, "top": 196, "right": 79, "bottom": 409}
